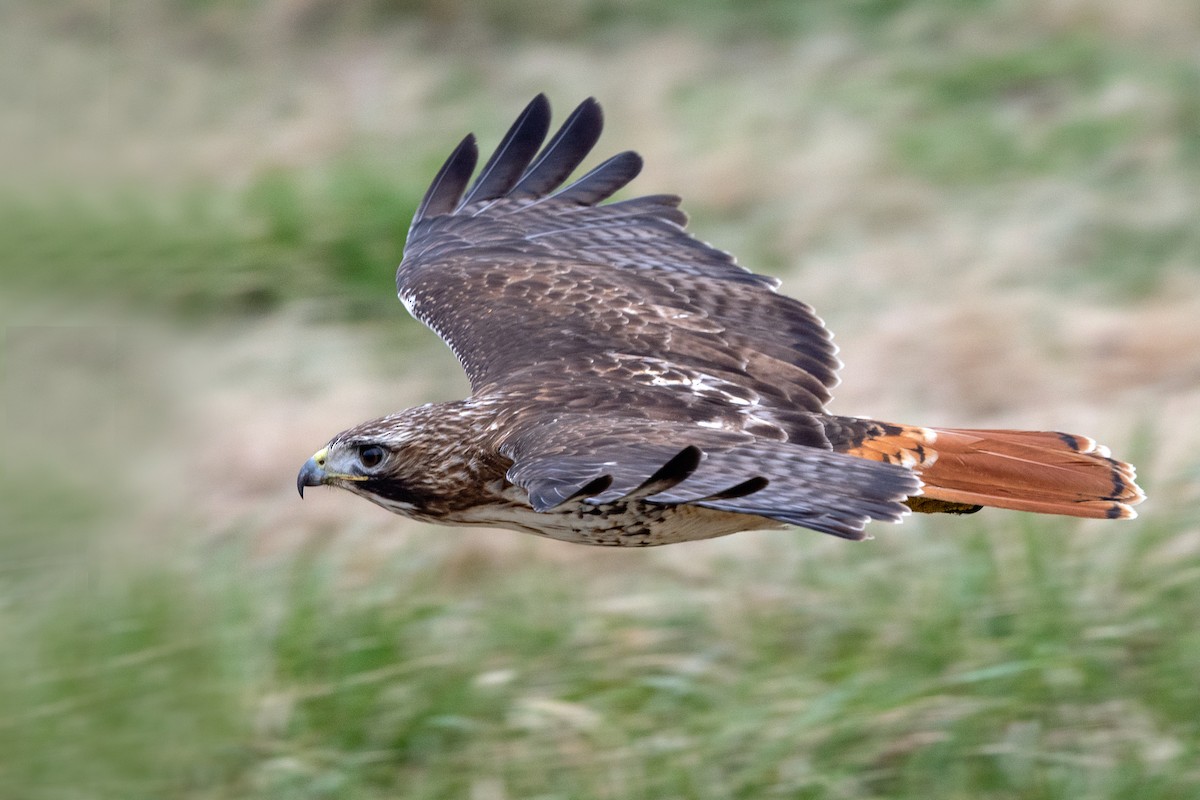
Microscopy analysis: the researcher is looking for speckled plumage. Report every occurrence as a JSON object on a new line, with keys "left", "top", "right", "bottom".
{"left": 297, "top": 95, "right": 1143, "bottom": 545}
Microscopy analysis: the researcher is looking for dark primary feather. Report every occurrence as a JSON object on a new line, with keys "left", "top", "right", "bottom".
{"left": 411, "top": 134, "right": 478, "bottom": 222}
{"left": 549, "top": 151, "right": 644, "bottom": 205}
{"left": 509, "top": 97, "right": 604, "bottom": 199}
{"left": 458, "top": 94, "right": 552, "bottom": 209}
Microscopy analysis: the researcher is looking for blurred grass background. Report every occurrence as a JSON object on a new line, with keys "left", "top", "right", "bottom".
{"left": 4, "top": 1, "right": 1200, "bottom": 797}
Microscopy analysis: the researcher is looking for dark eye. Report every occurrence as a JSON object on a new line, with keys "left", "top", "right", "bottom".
{"left": 358, "top": 445, "right": 385, "bottom": 469}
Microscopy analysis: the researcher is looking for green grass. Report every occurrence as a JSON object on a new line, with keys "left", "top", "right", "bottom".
{"left": 10, "top": 2, "right": 1200, "bottom": 310}
{"left": 4, "top": 423, "right": 1197, "bottom": 798}
{"left": 5, "top": 500, "right": 1199, "bottom": 799}
{"left": 1061, "top": 220, "right": 1200, "bottom": 298}
{"left": 0, "top": 158, "right": 428, "bottom": 321}
{"left": 891, "top": 34, "right": 1176, "bottom": 184}
{"left": 157, "top": 0, "right": 1003, "bottom": 43}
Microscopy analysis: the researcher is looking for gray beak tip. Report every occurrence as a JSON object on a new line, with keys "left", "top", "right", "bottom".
{"left": 297, "top": 457, "right": 325, "bottom": 499}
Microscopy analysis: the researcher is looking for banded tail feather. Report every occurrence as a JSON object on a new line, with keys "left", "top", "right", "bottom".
{"left": 839, "top": 423, "right": 1145, "bottom": 520}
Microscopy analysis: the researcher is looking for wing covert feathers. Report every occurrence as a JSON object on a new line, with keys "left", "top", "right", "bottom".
{"left": 501, "top": 417, "right": 919, "bottom": 540}
{"left": 837, "top": 422, "right": 1145, "bottom": 520}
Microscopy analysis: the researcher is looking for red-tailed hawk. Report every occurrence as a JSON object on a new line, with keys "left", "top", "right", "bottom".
{"left": 297, "top": 95, "right": 1143, "bottom": 545}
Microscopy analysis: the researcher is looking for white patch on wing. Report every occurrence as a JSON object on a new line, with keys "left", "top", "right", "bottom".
{"left": 619, "top": 355, "right": 762, "bottom": 411}
{"left": 398, "top": 286, "right": 480, "bottom": 383}
{"left": 647, "top": 374, "right": 689, "bottom": 387}
{"left": 398, "top": 290, "right": 419, "bottom": 319}
{"left": 647, "top": 304, "right": 723, "bottom": 333}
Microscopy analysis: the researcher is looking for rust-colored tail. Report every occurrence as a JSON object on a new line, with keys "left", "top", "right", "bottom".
{"left": 837, "top": 421, "right": 1145, "bottom": 520}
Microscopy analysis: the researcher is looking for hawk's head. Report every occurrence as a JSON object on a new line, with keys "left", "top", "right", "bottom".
{"left": 296, "top": 412, "right": 434, "bottom": 517}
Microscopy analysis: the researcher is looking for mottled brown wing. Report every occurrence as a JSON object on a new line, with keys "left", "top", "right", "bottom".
{"left": 500, "top": 415, "right": 919, "bottom": 540}
{"left": 397, "top": 95, "right": 840, "bottom": 416}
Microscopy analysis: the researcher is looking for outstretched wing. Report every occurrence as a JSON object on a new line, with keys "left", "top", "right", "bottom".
{"left": 500, "top": 415, "right": 919, "bottom": 540}
{"left": 397, "top": 95, "right": 840, "bottom": 417}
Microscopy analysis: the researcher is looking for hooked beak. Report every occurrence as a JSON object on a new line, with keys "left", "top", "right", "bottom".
{"left": 296, "top": 448, "right": 329, "bottom": 498}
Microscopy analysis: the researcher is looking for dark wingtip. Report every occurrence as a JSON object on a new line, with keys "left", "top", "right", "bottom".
{"left": 458, "top": 94, "right": 553, "bottom": 208}
{"left": 413, "top": 132, "right": 479, "bottom": 222}
{"left": 697, "top": 475, "right": 770, "bottom": 502}
{"left": 568, "top": 474, "right": 615, "bottom": 504}
{"left": 552, "top": 150, "right": 643, "bottom": 205}
{"left": 527, "top": 473, "right": 615, "bottom": 512}
{"left": 510, "top": 96, "right": 605, "bottom": 200}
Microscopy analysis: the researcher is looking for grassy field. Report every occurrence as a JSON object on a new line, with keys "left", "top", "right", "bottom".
{"left": 5, "top": 1, "right": 1200, "bottom": 797}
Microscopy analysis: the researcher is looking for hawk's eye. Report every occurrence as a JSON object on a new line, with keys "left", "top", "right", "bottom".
{"left": 358, "top": 445, "right": 385, "bottom": 469}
